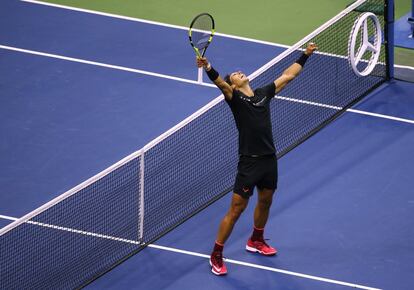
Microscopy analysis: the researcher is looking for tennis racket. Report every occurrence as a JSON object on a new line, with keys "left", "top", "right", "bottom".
{"left": 188, "top": 13, "right": 215, "bottom": 83}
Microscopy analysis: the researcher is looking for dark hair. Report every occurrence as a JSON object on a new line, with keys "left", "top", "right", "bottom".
{"left": 224, "top": 74, "right": 232, "bottom": 86}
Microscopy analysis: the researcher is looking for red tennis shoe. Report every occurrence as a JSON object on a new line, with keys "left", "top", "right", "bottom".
{"left": 246, "top": 238, "right": 277, "bottom": 256}
{"left": 209, "top": 251, "right": 227, "bottom": 275}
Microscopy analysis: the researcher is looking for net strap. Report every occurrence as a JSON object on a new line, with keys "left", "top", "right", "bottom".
{"left": 139, "top": 149, "right": 145, "bottom": 241}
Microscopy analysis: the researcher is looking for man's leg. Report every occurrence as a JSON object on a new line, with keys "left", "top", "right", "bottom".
{"left": 217, "top": 193, "right": 249, "bottom": 244}
{"left": 254, "top": 188, "right": 274, "bottom": 229}
{"left": 210, "top": 193, "right": 249, "bottom": 275}
{"left": 246, "top": 187, "right": 277, "bottom": 256}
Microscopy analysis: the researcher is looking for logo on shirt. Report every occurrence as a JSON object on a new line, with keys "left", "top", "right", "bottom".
{"left": 239, "top": 95, "right": 267, "bottom": 107}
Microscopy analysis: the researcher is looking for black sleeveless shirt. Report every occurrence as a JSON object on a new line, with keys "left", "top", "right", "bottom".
{"left": 225, "top": 83, "right": 276, "bottom": 155}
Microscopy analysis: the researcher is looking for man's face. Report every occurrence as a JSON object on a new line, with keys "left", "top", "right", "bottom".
{"left": 230, "top": 71, "right": 249, "bottom": 88}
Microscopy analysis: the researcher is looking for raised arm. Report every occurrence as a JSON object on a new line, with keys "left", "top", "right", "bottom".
{"left": 197, "top": 57, "right": 233, "bottom": 101}
{"left": 274, "top": 43, "right": 318, "bottom": 94}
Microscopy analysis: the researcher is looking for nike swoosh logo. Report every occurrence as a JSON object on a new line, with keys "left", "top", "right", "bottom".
{"left": 210, "top": 259, "right": 223, "bottom": 272}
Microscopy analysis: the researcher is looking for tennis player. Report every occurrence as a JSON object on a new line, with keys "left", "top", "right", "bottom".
{"left": 197, "top": 43, "right": 318, "bottom": 276}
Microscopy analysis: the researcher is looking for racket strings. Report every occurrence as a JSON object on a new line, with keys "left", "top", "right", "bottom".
{"left": 191, "top": 15, "right": 213, "bottom": 50}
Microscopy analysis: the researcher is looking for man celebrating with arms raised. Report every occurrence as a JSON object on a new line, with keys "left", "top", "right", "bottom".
{"left": 197, "top": 42, "right": 318, "bottom": 276}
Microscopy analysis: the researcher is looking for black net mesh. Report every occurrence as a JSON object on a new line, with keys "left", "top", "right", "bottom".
{"left": 0, "top": 156, "right": 142, "bottom": 289}
{"left": 251, "top": 0, "right": 387, "bottom": 155}
{"left": 143, "top": 103, "right": 237, "bottom": 243}
{"left": 0, "top": 1, "right": 388, "bottom": 289}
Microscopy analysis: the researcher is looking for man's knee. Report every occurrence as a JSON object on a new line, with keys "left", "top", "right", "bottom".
{"left": 228, "top": 199, "right": 247, "bottom": 221}
{"left": 258, "top": 199, "right": 272, "bottom": 211}
{"left": 258, "top": 188, "right": 275, "bottom": 209}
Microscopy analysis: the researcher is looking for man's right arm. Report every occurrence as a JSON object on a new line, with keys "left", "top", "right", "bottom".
{"left": 197, "top": 58, "right": 233, "bottom": 101}
{"left": 273, "top": 43, "right": 318, "bottom": 94}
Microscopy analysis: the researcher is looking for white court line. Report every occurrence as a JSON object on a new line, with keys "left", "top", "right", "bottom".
{"left": 149, "top": 244, "right": 381, "bottom": 290}
{"left": 0, "top": 214, "right": 381, "bottom": 290}
{"left": 20, "top": 0, "right": 414, "bottom": 71}
{"left": 394, "top": 64, "right": 414, "bottom": 71}
{"left": 1, "top": 45, "right": 413, "bottom": 127}
{"left": 0, "top": 45, "right": 216, "bottom": 88}
{"left": 20, "top": 0, "right": 290, "bottom": 49}
{"left": 347, "top": 109, "right": 414, "bottom": 124}
{"left": 4, "top": 2, "right": 414, "bottom": 126}
{"left": 274, "top": 96, "right": 414, "bottom": 124}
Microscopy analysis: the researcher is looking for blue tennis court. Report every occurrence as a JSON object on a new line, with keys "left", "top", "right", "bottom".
{"left": 1, "top": 1, "right": 414, "bottom": 289}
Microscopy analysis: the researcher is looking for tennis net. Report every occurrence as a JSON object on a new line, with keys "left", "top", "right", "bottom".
{"left": 0, "top": 0, "right": 391, "bottom": 288}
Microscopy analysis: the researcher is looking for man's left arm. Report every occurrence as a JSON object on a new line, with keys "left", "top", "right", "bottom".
{"left": 274, "top": 43, "right": 318, "bottom": 94}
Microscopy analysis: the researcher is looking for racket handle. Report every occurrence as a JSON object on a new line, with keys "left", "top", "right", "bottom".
{"left": 197, "top": 67, "right": 203, "bottom": 84}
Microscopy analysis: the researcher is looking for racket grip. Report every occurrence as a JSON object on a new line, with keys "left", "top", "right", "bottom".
{"left": 197, "top": 67, "right": 203, "bottom": 83}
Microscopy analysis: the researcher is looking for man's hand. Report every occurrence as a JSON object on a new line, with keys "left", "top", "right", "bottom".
{"left": 196, "top": 57, "right": 210, "bottom": 70}
{"left": 196, "top": 57, "right": 233, "bottom": 100}
{"left": 305, "top": 43, "right": 318, "bottom": 56}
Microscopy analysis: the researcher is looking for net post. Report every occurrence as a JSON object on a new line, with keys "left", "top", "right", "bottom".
{"left": 138, "top": 149, "right": 145, "bottom": 243}
{"left": 385, "top": 0, "right": 395, "bottom": 80}
{"left": 197, "top": 67, "right": 203, "bottom": 83}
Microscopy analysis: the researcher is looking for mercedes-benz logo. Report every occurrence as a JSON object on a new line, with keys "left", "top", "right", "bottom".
{"left": 348, "top": 12, "right": 382, "bottom": 77}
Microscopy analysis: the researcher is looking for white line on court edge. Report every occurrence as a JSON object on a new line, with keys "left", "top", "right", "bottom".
{"left": 0, "top": 214, "right": 381, "bottom": 290}
{"left": 148, "top": 244, "right": 381, "bottom": 290}
{"left": 347, "top": 109, "right": 414, "bottom": 124}
{"left": 1, "top": 44, "right": 413, "bottom": 125}
{"left": 20, "top": 0, "right": 290, "bottom": 49}
{"left": 20, "top": 0, "right": 414, "bottom": 71}
{"left": 0, "top": 45, "right": 216, "bottom": 88}
{"left": 274, "top": 96, "right": 414, "bottom": 125}
{"left": 394, "top": 64, "right": 414, "bottom": 71}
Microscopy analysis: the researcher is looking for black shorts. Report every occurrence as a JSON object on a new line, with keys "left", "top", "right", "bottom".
{"left": 233, "top": 154, "right": 278, "bottom": 199}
